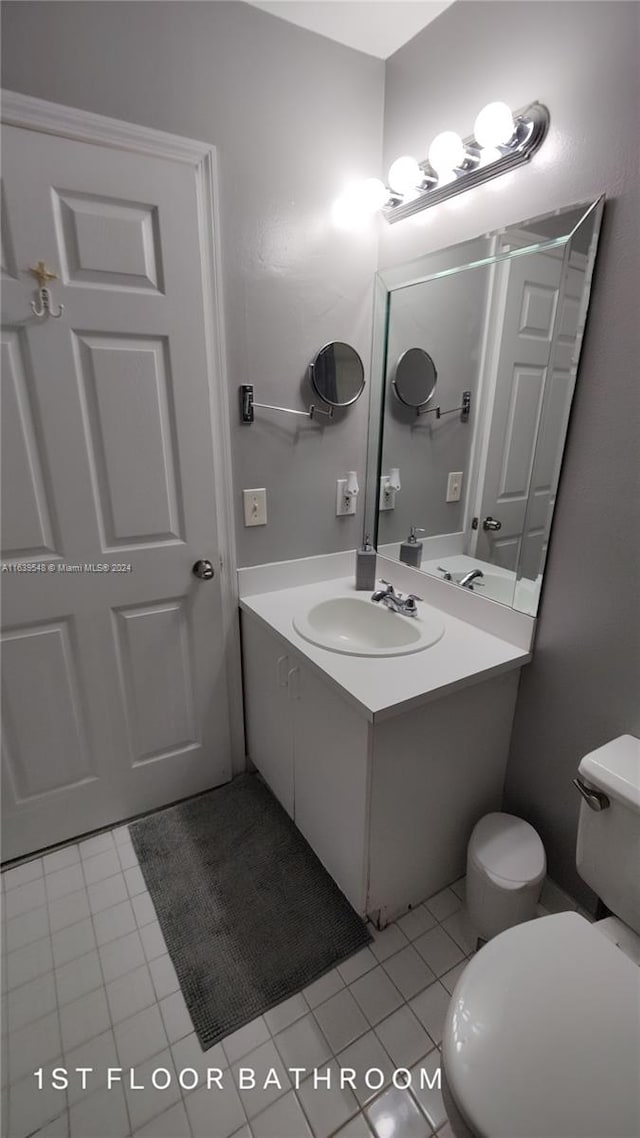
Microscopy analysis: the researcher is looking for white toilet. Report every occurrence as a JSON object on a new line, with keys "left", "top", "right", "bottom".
{"left": 442, "top": 735, "right": 640, "bottom": 1138}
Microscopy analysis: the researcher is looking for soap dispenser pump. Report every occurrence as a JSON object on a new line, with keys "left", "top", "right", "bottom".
{"left": 399, "top": 526, "right": 425, "bottom": 568}
{"left": 355, "top": 535, "right": 377, "bottom": 590}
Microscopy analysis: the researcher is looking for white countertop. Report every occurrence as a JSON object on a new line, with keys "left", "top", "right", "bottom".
{"left": 240, "top": 574, "right": 531, "bottom": 723}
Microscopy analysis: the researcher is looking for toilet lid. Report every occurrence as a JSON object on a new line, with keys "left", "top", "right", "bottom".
{"left": 443, "top": 912, "right": 640, "bottom": 1138}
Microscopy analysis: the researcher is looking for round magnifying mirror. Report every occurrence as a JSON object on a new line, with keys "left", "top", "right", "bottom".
{"left": 310, "top": 342, "right": 365, "bottom": 408}
{"left": 392, "top": 348, "right": 438, "bottom": 409}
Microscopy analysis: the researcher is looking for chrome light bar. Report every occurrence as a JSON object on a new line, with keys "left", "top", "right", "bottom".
{"left": 381, "top": 102, "right": 550, "bottom": 224}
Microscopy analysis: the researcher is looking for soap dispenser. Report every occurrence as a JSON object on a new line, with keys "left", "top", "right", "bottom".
{"left": 355, "top": 535, "right": 377, "bottom": 590}
{"left": 399, "top": 526, "right": 425, "bottom": 568}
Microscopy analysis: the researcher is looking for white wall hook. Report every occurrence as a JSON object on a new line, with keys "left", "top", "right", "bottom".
{"left": 29, "top": 261, "right": 64, "bottom": 319}
{"left": 31, "top": 286, "right": 64, "bottom": 319}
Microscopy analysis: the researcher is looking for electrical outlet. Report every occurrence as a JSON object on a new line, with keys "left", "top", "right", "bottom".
{"left": 336, "top": 479, "right": 357, "bottom": 516}
{"left": 379, "top": 476, "right": 395, "bottom": 511}
{"left": 243, "top": 488, "right": 267, "bottom": 526}
{"left": 446, "top": 471, "right": 463, "bottom": 503}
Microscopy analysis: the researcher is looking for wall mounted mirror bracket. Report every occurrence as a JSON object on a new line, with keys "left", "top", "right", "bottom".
{"left": 417, "top": 390, "right": 471, "bottom": 422}
{"left": 240, "top": 384, "right": 333, "bottom": 423}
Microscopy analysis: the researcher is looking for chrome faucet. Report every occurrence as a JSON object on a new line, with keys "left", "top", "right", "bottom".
{"left": 458, "top": 568, "right": 484, "bottom": 589}
{"left": 371, "top": 580, "right": 422, "bottom": 616}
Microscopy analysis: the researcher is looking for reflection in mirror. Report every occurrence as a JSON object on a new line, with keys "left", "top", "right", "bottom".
{"left": 366, "top": 199, "right": 604, "bottom": 616}
{"left": 392, "top": 348, "right": 438, "bottom": 410}
{"left": 310, "top": 341, "right": 365, "bottom": 408}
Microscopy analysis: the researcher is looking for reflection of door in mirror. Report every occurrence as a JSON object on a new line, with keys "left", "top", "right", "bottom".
{"left": 518, "top": 251, "right": 587, "bottom": 587}
{"left": 471, "top": 240, "right": 563, "bottom": 570}
{"left": 469, "top": 237, "right": 585, "bottom": 588}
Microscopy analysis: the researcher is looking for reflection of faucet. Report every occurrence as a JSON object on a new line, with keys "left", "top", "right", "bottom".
{"left": 459, "top": 569, "right": 484, "bottom": 589}
{"left": 371, "top": 580, "right": 421, "bottom": 616}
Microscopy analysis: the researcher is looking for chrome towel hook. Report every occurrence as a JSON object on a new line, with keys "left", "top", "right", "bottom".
{"left": 29, "top": 261, "right": 64, "bottom": 319}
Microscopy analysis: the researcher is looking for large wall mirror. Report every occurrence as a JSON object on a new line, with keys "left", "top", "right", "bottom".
{"left": 364, "top": 198, "right": 604, "bottom": 615}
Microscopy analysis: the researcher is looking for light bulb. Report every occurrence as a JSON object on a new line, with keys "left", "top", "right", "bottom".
{"left": 474, "top": 102, "right": 514, "bottom": 148}
{"left": 427, "top": 131, "right": 465, "bottom": 177}
{"left": 388, "top": 156, "right": 422, "bottom": 194}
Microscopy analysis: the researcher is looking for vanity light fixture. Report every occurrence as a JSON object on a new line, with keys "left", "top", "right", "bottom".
{"left": 334, "top": 102, "right": 549, "bottom": 225}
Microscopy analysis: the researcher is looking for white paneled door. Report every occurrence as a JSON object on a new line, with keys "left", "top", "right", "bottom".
{"left": 516, "top": 252, "right": 587, "bottom": 581}
{"left": 475, "top": 248, "right": 564, "bottom": 570}
{"left": 1, "top": 117, "right": 233, "bottom": 859}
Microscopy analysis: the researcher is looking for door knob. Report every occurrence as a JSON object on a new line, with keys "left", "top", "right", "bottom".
{"left": 192, "top": 559, "right": 215, "bottom": 580}
{"left": 482, "top": 516, "right": 502, "bottom": 531}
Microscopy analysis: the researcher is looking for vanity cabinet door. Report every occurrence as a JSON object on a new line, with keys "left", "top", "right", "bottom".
{"left": 291, "top": 662, "right": 370, "bottom": 914}
{"left": 241, "top": 614, "right": 294, "bottom": 816}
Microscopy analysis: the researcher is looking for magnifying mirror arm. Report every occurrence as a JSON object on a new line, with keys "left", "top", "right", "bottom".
{"left": 253, "top": 401, "right": 312, "bottom": 418}
{"left": 417, "top": 390, "right": 471, "bottom": 423}
{"left": 240, "top": 384, "right": 334, "bottom": 424}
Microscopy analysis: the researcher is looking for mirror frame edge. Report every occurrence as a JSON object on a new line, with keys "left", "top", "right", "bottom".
{"left": 362, "top": 275, "right": 390, "bottom": 546}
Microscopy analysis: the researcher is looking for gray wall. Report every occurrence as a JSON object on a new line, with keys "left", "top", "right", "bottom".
{"left": 1, "top": 1, "right": 383, "bottom": 566}
{"left": 382, "top": 0, "right": 640, "bottom": 904}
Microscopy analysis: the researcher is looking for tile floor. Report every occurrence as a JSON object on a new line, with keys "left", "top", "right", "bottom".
{"left": 1, "top": 825, "right": 581, "bottom": 1138}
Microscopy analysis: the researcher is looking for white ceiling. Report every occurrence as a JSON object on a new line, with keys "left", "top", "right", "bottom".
{"left": 247, "top": 1, "right": 453, "bottom": 60}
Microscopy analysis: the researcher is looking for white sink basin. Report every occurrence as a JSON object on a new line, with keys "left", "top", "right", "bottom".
{"left": 292, "top": 595, "right": 444, "bottom": 657}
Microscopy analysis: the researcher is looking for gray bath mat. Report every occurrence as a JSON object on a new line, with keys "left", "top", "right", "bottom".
{"left": 129, "top": 773, "right": 371, "bottom": 1049}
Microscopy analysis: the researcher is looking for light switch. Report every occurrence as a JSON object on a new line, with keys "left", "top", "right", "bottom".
{"left": 243, "top": 488, "right": 267, "bottom": 526}
{"left": 446, "top": 471, "right": 463, "bottom": 502}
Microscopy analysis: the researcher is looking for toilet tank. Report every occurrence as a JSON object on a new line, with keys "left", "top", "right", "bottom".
{"left": 576, "top": 735, "right": 640, "bottom": 934}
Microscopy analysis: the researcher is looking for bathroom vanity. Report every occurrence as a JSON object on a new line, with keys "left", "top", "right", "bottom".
{"left": 239, "top": 200, "right": 604, "bottom": 927}
{"left": 239, "top": 553, "right": 532, "bottom": 926}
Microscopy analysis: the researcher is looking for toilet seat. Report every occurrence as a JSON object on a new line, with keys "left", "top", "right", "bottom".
{"left": 442, "top": 911, "right": 640, "bottom": 1138}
